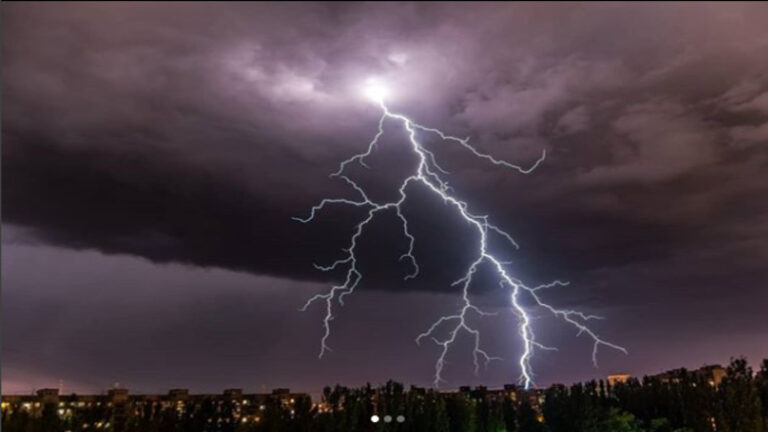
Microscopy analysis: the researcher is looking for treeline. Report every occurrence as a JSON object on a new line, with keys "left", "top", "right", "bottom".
{"left": 2, "top": 357, "right": 767, "bottom": 432}
{"left": 544, "top": 358, "right": 768, "bottom": 432}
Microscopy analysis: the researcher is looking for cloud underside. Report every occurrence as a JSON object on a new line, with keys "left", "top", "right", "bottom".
{"left": 2, "top": 2, "right": 768, "bottom": 299}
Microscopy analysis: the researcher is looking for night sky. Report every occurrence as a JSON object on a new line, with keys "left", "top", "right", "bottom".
{"left": 2, "top": 3, "right": 768, "bottom": 395}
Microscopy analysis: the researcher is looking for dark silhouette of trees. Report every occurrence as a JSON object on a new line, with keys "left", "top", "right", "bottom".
{"left": 502, "top": 392, "right": 519, "bottom": 432}
{"left": 445, "top": 394, "right": 476, "bottom": 432}
{"left": 3, "top": 357, "right": 767, "bottom": 432}
{"left": 518, "top": 398, "right": 545, "bottom": 432}
{"left": 539, "top": 358, "right": 766, "bottom": 432}
{"left": 758, "top": 360, "right": 768, "bottom": 431}
{"left": 719, "top": 357, "right": 763, "bottom": 432}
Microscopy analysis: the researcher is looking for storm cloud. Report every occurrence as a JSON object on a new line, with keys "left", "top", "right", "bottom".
{"left": 2, "top": 2, "right": 768, "bottom": 393}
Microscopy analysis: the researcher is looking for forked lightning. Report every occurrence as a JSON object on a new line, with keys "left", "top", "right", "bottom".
{"left": 295, "top": 88, "right": 626, "bottom": 389}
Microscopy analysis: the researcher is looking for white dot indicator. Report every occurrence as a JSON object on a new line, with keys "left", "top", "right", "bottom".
{"left": 384, "top": 415, "right": 393, "bottom": 423}
{"left": 370, "top": 415, "right": 380, "bottom": 423}
{"left": 396, "top": 415, "right": 405, "bottom": 423}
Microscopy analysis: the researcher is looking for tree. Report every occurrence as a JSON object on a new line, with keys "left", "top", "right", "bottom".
{"left": 502, "top": 394, "right": 518, "bottom": 432}
{"left": 719, "top": 357, "right": 763, "bottom": 432}
{"left": 757, "top": 360, "right": 768, "bottom": 431}
{"left": 289, "top": 395, "right": 314, "bottom": 432}
{"left": 586, "top": 408, "right": 643, "bottom": 432}
{"left": 446, "top": 395, "right": 477, "bottom": 432}
{"left": 517, "top": 398, "right": 545, "bottom": 432}
{"left": 543, "top": 385, "right": 573, "bottom": 432}
{"left": 39, "top": 402, "right": 61, "bottom": 432}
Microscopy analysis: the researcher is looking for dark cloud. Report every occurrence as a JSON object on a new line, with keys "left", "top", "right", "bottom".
{"left": 3, "top": 241, "right": 766, "bottom": 395}
{"left": 2, "top": 2, "right": 768, "bottom": 391}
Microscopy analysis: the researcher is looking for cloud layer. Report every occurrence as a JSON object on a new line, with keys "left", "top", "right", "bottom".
{"left": 3, "top": 2, "right": 768, "bottom": 391}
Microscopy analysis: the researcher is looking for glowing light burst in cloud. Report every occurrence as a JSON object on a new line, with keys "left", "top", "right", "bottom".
{"left": 361, "top": 77, "right": 391, "bottom": 105}
{"left": 295, "top": 79, "right": 626, "bottom": 389}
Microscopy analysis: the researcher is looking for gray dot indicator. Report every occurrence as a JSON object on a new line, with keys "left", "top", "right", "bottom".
{"left": 396, "top": 415, "right": 406, "bottom": 423}
{"left": 383, "top": 415, "right": 393, "bottom": 423}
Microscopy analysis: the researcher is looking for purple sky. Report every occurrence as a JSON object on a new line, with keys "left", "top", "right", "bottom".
{"left": 2, "top": 2, "right": 768, "bottom": 395}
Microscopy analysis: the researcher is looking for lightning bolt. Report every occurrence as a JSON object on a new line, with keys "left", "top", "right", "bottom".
{"left": 295, "top": 100, "right": 626, "bottom": 389}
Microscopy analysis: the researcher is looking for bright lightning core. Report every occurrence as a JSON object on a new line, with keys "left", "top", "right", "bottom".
{"left": 296, "top": 81, "right": 626, "bottom": 389}
{"left": 362, "top": 78, "right": 390, "bottom": 104}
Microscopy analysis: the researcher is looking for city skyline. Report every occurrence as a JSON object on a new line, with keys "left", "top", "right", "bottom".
{"left": 0, "top": 360, "right": 735, "bottom": 397}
